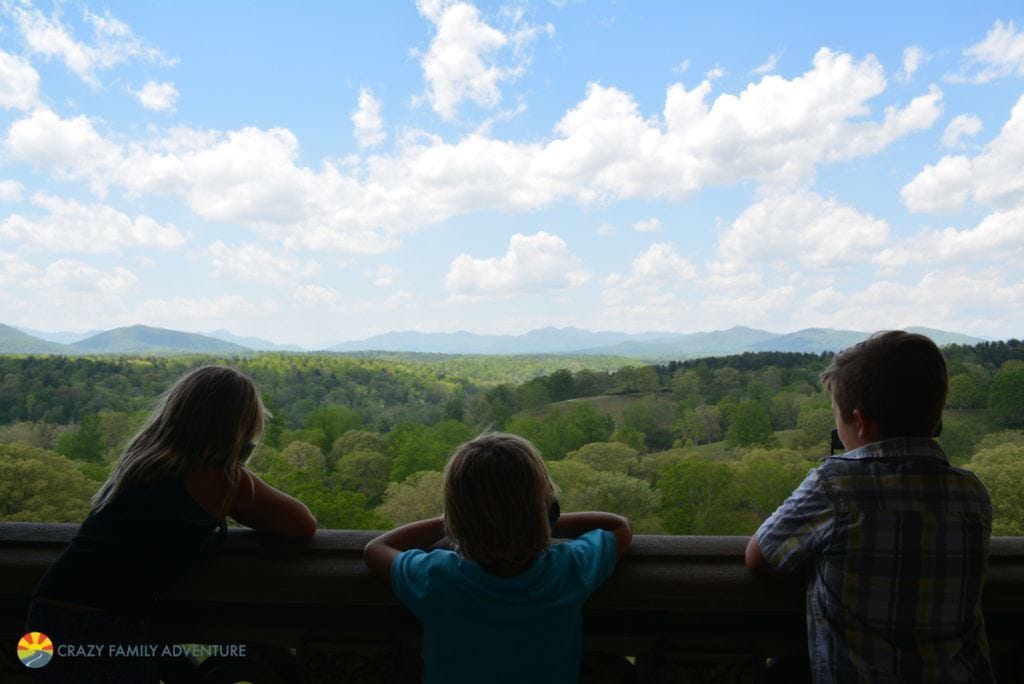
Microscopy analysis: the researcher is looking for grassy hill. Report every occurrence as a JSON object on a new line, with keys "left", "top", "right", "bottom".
{"left": 71, "top": 325, "right": 250, "bottom": 355}
{"left": 0, "top": 323, "right": 68, "bottom": 354}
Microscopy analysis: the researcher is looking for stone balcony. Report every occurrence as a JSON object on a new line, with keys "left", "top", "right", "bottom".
{"left": 1, "top": 522, "right": 1022, "bottom": 683}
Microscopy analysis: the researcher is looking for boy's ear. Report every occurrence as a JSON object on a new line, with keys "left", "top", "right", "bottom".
{"left": 852, "top": 409, "right": 882, "bottom": 443}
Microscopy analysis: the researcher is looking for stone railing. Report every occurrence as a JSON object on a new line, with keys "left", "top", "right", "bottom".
{"left": 1, "top": 522, "right": 1022, "bottom": 683}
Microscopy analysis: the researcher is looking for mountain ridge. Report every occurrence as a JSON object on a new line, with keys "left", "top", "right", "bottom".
{"left": 0, "top": 322, "right": 992, "bottom": 357}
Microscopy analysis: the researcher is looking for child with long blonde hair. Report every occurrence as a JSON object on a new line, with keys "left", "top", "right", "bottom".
{"left": 27, "top": 365, "right": 317, "bottom": 683}
{"left": 365, "top": 432, "right": 632, "bottom": 683}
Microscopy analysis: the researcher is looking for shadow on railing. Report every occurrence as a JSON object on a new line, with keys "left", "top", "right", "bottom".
{"left": 2, "top": 523, "right": 1022, "bottom": 683}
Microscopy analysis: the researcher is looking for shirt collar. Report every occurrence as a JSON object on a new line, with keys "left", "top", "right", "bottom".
{"left": 825, "top": 436, "right": 950, "bottom": 465}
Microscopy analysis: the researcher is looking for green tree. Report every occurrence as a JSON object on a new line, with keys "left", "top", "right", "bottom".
{"left": 989, "top": 365, "right": 1024, "bottom": 428}
{"left": 565, "top": 442, "right": 641, "bottom": 476}
{"left": 304, "top": 405, "right": 363, "bottom": 454}
{"left": 725, "top": 400, "right": 775, "bottom": 447}
{"left": 329, "top": 429, "right": 389, "bottom": 470}
{"left": 547, "top": 460, "right": 662, "bottom": 533}
{"left": 621, "top": 398, "right": 674, "bottom": 450}
{"left": 56, "top": 415, "right": 105, "bottom": 462}
{"left": 735, "top": 450, "right": 812, "bottom": 521}
{"left": 0, "top": 442, "right": 99, "bottom": 522}
{"left": 796, "top": 405, "right": 835, "bottom": 449}
{"left": 376, "top": 471, "right": 444, "bottom": 525}
{"left": 677, "top": 405, "right": 723, "bottom": 445}
{"left": 947, "top": 373, "right": 985, "bottom": 409}
{"left": 281, "top": 441, "right": 326, "bottom": 472}
{"left": 964, "top": 444, "right": 1024, "bottom": 535}
{"left": 334, "top": 450, "right": 393, "bottom": 506}
{"left": 657, "top": 458, "right": 737, "bottom": 535}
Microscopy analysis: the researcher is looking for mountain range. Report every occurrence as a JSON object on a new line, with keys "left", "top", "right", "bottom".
{"left": 0, "top": 322, "right": 991, "bottom": 358}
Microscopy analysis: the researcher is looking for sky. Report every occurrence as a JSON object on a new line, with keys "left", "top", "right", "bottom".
{"left": 0, "top": 0, "right": 1022, "bottom": 347}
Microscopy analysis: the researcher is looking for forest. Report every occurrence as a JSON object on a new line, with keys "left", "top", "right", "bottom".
{"left": 2, "top": 339, "right": 1023, "bottom": 536}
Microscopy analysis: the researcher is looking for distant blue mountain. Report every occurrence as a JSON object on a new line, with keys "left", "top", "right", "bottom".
{"left": 206, "top": 329, "right": 304, "bottom": 352}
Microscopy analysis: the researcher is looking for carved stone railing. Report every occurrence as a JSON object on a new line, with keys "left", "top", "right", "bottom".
{"left": 1, "top": 523, "right": 1022, "bottom": 683}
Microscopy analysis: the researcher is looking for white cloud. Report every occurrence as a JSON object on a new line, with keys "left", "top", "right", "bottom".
{"left": 903, "top": 93, "right": 1024, "bottom": 213}
{"left": 368, "top": 265, "right": 399, "bottom": 286}
{"left": 949, "top": 19, "right": 1024, "bottom": 84}
{"left": 672, "top": 60, "right": 690, "bottom": 74}
{"left": 133, "top": 81, "right": 178, "bottom": 112}
{"left": 0, "top": 193, "right": 187, "bottom": 252}
{"left": 631, "top": 217, "right": 662, "bottom": 233}
{"left": 705, "top": 66, "right": 725, "bottom": 80}
{"left": 600, "top": 243, "right": 699, "bottom": 329}
{"left": 415, "top": 0, "right": 552, "bottom": 120}
{"left": 5, "top": 49, "right": 941, "bottom": 254}
{"left": 941, "top": 114, "right": 983, "bottom": 148}
{"left": 444, "top": 231, "right": 590, "bottom": 297}
{"left": 596, "top": 222, "right": 616, "bottom": 236}
{"left": 292, "top": 284, "right": 341, "bottom": 305}
{"left": 873, "top": 206, "right": 1024, "bottom": 267}
{"left": 44, "top": 259, "right": 138, "bottom": 293}
{"left": 899, "top": 46, "right": 925, "bottom": 81}
{"left": 207, "top": 241, "right": 319, "bottom": 285}
{"left": 715, "top": 192, "right": 889, "bottom": 270}
{"left": 751, "top": 52, "right": 780, "bottom": 76}
{"left": 136, "top": 295, "right": 273, "bottom": 322}
{"left": 5, "top": 2, "right": 174, "bottom": 88}
{"left": 0, "top": 49, "right": 41, "bottom": 110}
{"left": 352, "top": 87, "right": 385, "bottom": 148}
{"left": 0, "top": 180, "right": 24, "bottom": 201}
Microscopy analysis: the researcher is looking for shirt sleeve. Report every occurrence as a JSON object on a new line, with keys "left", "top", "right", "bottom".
{"left": 754, "top": 467, "right": 835, "bottom": 573}
{"left": 564, "top": 528, "right": 618, "bottom": 593}
{"left": 391, "top": 548, "right": 435, "bottom": 616}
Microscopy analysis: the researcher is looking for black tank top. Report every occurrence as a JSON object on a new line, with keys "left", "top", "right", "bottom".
{"left": 33, "top": 478, "right": 226, "bottom": 616}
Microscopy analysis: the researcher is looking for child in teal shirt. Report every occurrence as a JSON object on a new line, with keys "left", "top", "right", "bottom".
{"left": 365, "top": 432, "right": 632, "bottom": 683}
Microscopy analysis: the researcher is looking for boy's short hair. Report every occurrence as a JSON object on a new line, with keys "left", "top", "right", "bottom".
{"left": 820, "top": 330, "right": 947, "bottom": 439}
{"left": 443, "top": 432, "right": 557, "bottom": 570}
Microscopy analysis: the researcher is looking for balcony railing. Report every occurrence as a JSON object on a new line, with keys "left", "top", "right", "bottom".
{"left": 2, "top": 522, "right": 1022, "bottom": 683}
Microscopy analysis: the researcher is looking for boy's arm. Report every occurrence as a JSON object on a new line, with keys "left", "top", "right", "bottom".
{"left": 744, "top": 468, "right": 833, "bottom": 576}
{"left": 364, "top": 517, "right": 447, "bottom": 580}
{"left": 553, "top": 511, "right": 633, "bottom": 560}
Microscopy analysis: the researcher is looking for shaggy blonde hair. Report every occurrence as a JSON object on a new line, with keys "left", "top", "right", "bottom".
{"left": 443, "top": 432, "right": 557, "bottom": 571}
{"left": 92, "top": 365, "right": 266, "bottom": 511}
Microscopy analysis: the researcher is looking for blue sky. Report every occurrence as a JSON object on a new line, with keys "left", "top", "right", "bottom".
{"left": 0, "top": 0, "right": 1022, "bottom": 347}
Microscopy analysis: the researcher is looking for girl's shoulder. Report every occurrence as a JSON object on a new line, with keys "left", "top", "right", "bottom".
{"left": 183, "top": 465, "right": 237, "bottom": 520}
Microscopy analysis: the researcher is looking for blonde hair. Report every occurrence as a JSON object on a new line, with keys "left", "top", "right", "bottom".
{"left": 443, "top": 432, "right": 557, "bottom": 571}
{"left": 92, "top": 365, "right": 266, "bottom": 511}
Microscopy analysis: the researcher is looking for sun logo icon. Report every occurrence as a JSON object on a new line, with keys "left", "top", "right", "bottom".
{"left": 18, "top": 632, "right": 54, "bottom": 669}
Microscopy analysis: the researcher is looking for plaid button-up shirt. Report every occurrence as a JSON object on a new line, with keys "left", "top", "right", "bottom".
{"left": 755, "top": 438, "right": 994, "bottom": 683}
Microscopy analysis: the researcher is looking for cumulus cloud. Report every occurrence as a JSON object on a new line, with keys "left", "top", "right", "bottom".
{"left": 415, "top": 0, "right": 552, "bottom": 120}
{"left": 207, "top": 241, "right": 320, "bottom": 285}
{"left": 444, "top": 231, "right": 590, "bottom": 297}
{"left": 44, "top": 259, "right": 138, "bottom": 293}
{"left": 368, "top": 265, "right": 399, "bottom": 286}
{"left": 136, "top": 295, "right": 274, "bottom": 322}
{"left": 715, "top": 191, "right": 890, "bottom": 270}
{"left": 631, "top": 217, "right": 661, "bottom": 232}
{"left": 0, "top": 49, "right": 41, "bottom": 110}
{"left": 352, "top": 87, "right": 385, "bottom": 148}
{"left": 291, "top": 284, "right": 341, "bottom": 305}
{"left": 948, "top": 19, "right": 1024, "bottom": 84}
{"left": 5, "top": 2, "right": 174, "bottom": 88}
{"left": 0, "top": 180, "right": 24, "bottom": 201}
{"left": 900, "top": 46, "right": 925, "bottom": 81}
{"left": 133, "top": 81, "right": 178, "bottom": 112}
{"left": 596, "top": 222, "right": 616, "bottom": 236}
{"left": 942, "top": 114, "right": 983, "bottom": 148}
{"left": 600, "top": 243, "right": 699, "bottom": 329}
{"left": 873, "top": 206, "right": 1024, "bottom": 267}
{"left": 5, "top": 48, "right": 941, "bottom": 253}
{"left": 903, "top": 93, "right": 1024, "bottom": 213}
{"left": 0, "top": 193, "right": 187, "bottom": 252}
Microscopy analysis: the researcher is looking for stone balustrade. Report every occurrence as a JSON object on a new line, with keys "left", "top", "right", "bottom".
{"left": 2, "top": 523, "right": 1022, "bottom": 682}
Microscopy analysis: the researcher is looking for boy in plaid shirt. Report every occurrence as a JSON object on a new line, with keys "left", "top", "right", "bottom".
{"left": 746, "top": 331, "right": 994, "bottom": 683}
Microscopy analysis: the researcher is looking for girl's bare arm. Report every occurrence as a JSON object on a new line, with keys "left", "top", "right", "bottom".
{"left": 364, "top": 516, "right": 447, "bottom": 580}
{"left": 228, "top": 468, "right": 318, "bottom": 539}
{"left": 552, "top": 511, "right": 633, "bottom": 560}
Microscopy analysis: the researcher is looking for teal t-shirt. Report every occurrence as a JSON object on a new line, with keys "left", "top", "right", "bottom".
{"left": 391, "top": 529, "right": 618, "bottom": 684}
